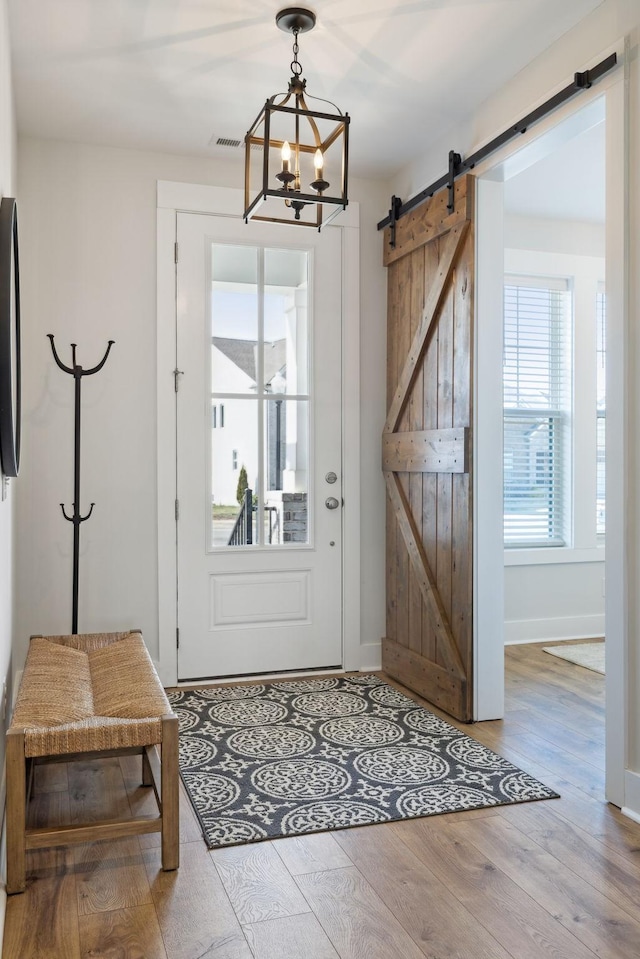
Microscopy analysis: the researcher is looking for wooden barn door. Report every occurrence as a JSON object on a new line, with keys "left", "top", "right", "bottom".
{"left": 382, "top": 175, "right": 475, "bottom": 722}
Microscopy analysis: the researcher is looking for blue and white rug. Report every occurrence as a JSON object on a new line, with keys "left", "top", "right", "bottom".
{"left": 169, "top": 675, "right": 558, "bottom": 848}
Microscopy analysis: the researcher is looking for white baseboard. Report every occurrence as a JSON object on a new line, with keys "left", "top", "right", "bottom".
{"left": 359, "top": 642, "right": 381, "bottom": 672}
{"left": 621, "top": 805, "right": 640, "bottom": 825}
{"left": 622, "top": 770, "right": 640, "bottom": 822}
{"left": 504, "top": 614, "right": 605, "bottom": 645}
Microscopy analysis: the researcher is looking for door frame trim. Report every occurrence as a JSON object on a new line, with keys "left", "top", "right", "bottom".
{"left": 156, "top": 182, "right": 361, "bottom": 687}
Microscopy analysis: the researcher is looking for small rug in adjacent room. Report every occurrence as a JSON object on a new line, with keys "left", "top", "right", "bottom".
{"left": 169, "top": 675, "right": 559, "bottom": 849}
{"left": 542, "top": 641, "right": 605, "bottom": 674}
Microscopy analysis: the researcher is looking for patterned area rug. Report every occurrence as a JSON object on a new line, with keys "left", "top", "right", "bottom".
{"left": 170, "top": 675, "right": 559, "bottom": 848}
{"left": 542, "top": 641, "right": 605, "bottom": 674}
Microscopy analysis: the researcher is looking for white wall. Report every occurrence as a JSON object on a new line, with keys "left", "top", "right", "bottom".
{"left": 350, "top": 177, "right": 388, "bottom": 668}
{"left": 505, "top": 559, "right": 605, "bottom": 642}
{"left": 0, "top": 0, "right": 16, "bottom": 683}
{"left": 505, "top": 214, "right": 605, "bottom": 259}
{"left": 15, "top": 138, "right": 388, "bottom": 670}
{"left": 0, "top": 0, "right": 17, "bottom": 930}
{"left": 392, "top": 2, "right": 638, "bottom": 204}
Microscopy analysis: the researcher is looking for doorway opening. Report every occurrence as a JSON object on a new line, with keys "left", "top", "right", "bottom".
{"left": 475, "top": 75, "right": 626, "bottom": 806}
{"left": 502, "top": 101, "right": 606, "bottom": 654}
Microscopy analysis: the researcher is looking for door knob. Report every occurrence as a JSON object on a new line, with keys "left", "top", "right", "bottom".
{"left": 325, "top": 496, "right": 340, "bottom": 510}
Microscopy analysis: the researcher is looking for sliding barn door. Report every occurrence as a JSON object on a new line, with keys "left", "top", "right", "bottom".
{"left": 382, "top": 175, "right": 475, "bottom": 722}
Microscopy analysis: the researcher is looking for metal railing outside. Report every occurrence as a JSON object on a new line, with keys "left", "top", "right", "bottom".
{"left": 228, "top": 488, "right": 281, "bottom": 546}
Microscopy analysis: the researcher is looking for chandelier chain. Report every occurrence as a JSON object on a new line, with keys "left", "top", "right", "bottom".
{"left": 290, "top": 28, "right": 303, "bottom": 77}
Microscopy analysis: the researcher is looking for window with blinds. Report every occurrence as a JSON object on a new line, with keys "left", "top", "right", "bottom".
{"left": 596, "top": 286, "right": 606, "bottom": 538}
{"left": 503, "top": 277, "right": 572, "bottom": 548}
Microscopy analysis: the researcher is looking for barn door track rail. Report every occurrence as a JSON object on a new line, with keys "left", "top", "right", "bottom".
{"left": 379, "top": 52, "right": 617, "bottom": 247}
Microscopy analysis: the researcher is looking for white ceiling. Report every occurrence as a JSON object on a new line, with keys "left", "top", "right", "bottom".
{"left": 8, "top": 0, "right": 604, "bottom": 180}
{"left": 505, "top": 116, "right": 605, "bottom": 222}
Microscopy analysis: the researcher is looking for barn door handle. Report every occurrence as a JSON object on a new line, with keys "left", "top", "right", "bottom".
{"left": 325, "top": 497, "right": 340, "bottom": 510}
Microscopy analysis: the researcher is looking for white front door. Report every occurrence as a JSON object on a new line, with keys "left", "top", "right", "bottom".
{"left": 176, "top": 212, "right": 343, "bottom": 681}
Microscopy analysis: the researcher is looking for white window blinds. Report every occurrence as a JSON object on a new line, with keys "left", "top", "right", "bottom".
{"left": 503, "top": 277, "right": 572, "bottom": 548}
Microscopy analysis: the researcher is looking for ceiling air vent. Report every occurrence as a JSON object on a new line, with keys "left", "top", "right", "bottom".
{"left": 215, "top": 137, "right": 242, "bottom": 148}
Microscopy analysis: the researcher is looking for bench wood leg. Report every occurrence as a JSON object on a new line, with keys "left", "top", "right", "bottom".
{"left": 161, "top": 715, "right": 179, "bottom": 871}
{"left": 142, "top": 749, "right": 153, "bottom": 787}
{"left": 6, "top": 730, "right": 27, "bottom": 894}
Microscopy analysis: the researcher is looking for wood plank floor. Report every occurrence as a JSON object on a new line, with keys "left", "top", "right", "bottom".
{"left": 6, "top": 641, "right": 640, "bottom": 959}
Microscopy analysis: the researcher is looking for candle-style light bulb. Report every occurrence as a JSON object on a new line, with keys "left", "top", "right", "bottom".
{"left": 281, "top": 141, "right": 291, "bottom": 173}
{"left": 310, "top": 147, "right": 329, "bottom": 194}
{"left": 276, "top": 140, "right": 295, "bottom": 188}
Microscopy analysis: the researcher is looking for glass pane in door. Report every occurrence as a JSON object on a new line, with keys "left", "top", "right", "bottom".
{"left": 263, "top": 399, "right": 309, "bottom": 545}
{"left": 211, "top": 245, "right": 258, "bottom": 394}
{"left": 264, "top": 249, "right": 309, "bottom": 395}
{"left": 211, "top": 398, "right": 258, "bottom": 549}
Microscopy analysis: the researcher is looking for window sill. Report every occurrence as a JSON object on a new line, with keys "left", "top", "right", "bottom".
{"left": 504, "top": 546, "right": 605, "bottom": 567}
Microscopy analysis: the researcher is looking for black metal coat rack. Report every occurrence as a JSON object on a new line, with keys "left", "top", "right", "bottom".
{"left": 48, "top": 334, "right": 115, "bottom": 634}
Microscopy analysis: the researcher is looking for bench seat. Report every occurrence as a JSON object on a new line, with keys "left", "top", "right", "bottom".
{"left": 6, "top": 630, "right": 179, "bottom": 894}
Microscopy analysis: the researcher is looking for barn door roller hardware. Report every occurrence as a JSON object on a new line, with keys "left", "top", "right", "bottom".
{"left": 387, "top": 195, "right": 403, "bottom": 249}
{"left": 48, "top": 335, "right": 115, "bottom": 634}
{"left": 447, "top": 150, "right": 462, "bottom": 213}
{"left": 379, "top": 52, "right": 617, "bottom": 245}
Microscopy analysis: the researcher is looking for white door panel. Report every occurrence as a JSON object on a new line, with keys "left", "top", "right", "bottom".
{"left": 176, "top": 213, "right": 342, "bottom": 680}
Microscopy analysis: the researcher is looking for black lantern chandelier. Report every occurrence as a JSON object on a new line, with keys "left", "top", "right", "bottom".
{"left": 244, "top": 7, "right": 350, "bottom": 230}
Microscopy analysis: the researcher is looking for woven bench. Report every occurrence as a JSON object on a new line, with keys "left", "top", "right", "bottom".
{"left": 6, "top": 630, "right": 179, "bottom": 894}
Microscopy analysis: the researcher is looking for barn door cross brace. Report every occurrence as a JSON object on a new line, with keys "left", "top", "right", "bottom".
{"left": 379, "top": 52, "right": 617, "bottom": 245}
